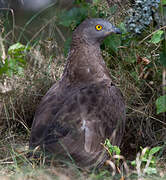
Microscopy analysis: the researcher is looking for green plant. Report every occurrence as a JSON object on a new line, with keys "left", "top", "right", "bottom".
{"left": 149, "top": 1, "right": 166, "bottom": 114}
{"left": 123, "top": 0, "right": 166, "bottom": 115}
{"left": 1, "top": 1, "right": 166, "bottom": 179}
{"left": 103, "top": 139, "right": 129, "bottom": 178}
{"left": 104, "top": 138, "right": 121, "bottom": 157}
{"left": 156, "top": 94, "right": 166, "bottom": 114}
{"left": 0, "top": 42, "right": 30, "bottom": 77}
{"left": 148, "top": 28, "right": 166, "bottom": 115}
{"left": 131, "top": 146, "right": 162, "bottom": 176}
{"left": 59, "top": 0, "right": 122, "bottom": 56}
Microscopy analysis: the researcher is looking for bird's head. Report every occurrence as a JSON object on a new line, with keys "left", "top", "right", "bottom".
{"left": 73, "top": 18, "right": 121, "bottom": 45}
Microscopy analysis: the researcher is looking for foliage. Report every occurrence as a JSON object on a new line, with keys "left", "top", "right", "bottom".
{"left": 156, "top": 95, "right": 166, "bottom": 114}
{"left": 59, "top": 7, "right": 90, "bottom": 29}
{"left": 102, "top": 34, "right": 122, "bottom": 53}
{"left": 124, "top": 0, "right": 166, "bottom": 114}
{"left": 143, "top": 1, "right": 166, "bottom": 114}
{"left": 104, "top": 138, "right": 121, "bottom": 156}
{"left": 104, "top": 140, "right": 162, "bottom": 177}
{"left": 149, "top": 30, "right": 166, "bottom": 67}
{"left": 58, "top": 1, "right": 97, "bottom": 30}
{"left": 0, "top": 42, "right": 29, "bottom": 77}
{"left": 1, "top": 0, "right": 166, "bottom": 179}
{"left": 103, "top": 139, "right": 127, "bottom": 178}
{"left": 59, "top": 0, "right": 122, "bottom": 55}
{"left": 131, "top": 146, "right": 162, "bottom": 175}
{"left": 149, "top": 30, "right": 164, "bottom": 44}
{"left": 58, "top": 1, "right": 96, "bottom": 55}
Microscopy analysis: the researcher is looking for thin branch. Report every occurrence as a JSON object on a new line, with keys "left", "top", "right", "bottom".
{"left": 139, "top": 25, "right": 166, "bottom": 45}
{"left": 127, "top": 105, "right": 166, "bottom": 125}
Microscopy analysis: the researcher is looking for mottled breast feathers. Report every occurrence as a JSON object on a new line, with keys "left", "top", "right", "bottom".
{"left": 29, "top": 18, "right": 125, "bottom": 168}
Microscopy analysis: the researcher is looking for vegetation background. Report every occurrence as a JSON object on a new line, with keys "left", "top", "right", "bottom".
{"left": 0, "top": 0, "right": 166, "bottom": 179}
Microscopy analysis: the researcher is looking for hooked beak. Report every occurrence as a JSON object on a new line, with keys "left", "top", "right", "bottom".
{"left": 105, "top": 26, "right": 122, "bottom": 36}
{"left": 113, "top": 27, "right": 122, "bottom": 34}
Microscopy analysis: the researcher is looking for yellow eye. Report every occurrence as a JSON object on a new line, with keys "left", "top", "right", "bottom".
{"left": 95, "top": 24, "right": 103, "bottom": 31}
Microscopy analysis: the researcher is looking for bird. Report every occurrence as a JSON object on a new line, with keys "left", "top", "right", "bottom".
{"left": 29, "top": 18, "right": 126, "bottom": 168}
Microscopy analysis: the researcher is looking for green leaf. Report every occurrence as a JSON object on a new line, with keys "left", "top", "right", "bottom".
{"left": 141, "top": 157, "right": 148, "bottom": 162}
{"left": 104, "top": 139, "right": 114, "bottom": 154}
{"left": 17, "top": 58, "right": 26, "bottom": 65}
{"left": 156, "top": 95, "right": 166, "bottom": 114}
{"left": 2, "top": 58, "right": 25, "bottom": 77}
{"left": 149, "top": 30, "right": 164, "bottom": 44}
{"left": 0, "top": 62, "right": 8, "bottom": 75}
{"left": 59, "top": 7, "right": 88, "bottom": 27}
{"left": 124, "top": 56, "right": 136, "bottom": 63}
{"left": 119, "top": 22, "right": 128, "bottom": 34}
{"left": 113, "top": 146, "right": 121, "bottom": 155}
{"left": 103, "top": 34, "right": 121, "bottom": 52}
{"left": 144, "top": 167, "right": 157, "bottom": 175}
{"left": 130, "top": 71, "right": 139, "bottom": 82}
{"left": 131, "top": 160, "right": 136, "bottom": 166}
{"left": 8, "top": 42, "right": 25, "bottom": 51}
{"left": 162, "top": 0, "right": 166, "bottom": 5}
{"left": 8, "top": 43, "right": 26, "bottom": 55}
{"left": 104, "top": 139, "right": 113, "bottom": 149}
{"left": 104, "top": 139, "right": 121, "bottom": 155}
{"left": 0, "top": 43, "right": 27, "bottom": 77}
{"left": 159, "top": 51, "right": 166, "bottom": 67}
{"left": 149, "top": 146, "right": 162, "bottom": 155}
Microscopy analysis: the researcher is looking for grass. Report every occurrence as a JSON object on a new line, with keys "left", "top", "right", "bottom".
{"left": 0, "top": 43, "right": 165, "bottom": 179}
{"left": 0, "top": 0, "right": 166, "bottom": 179}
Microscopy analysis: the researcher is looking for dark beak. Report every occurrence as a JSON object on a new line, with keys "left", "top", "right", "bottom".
{"left": 114, "top": 27, "right": 121, "bottom": 34}
{"left": 105, "top": 26, "right": 122, "bottom": 36}
{"left": 112, "top": 26, "right": 122, "bottom": 34}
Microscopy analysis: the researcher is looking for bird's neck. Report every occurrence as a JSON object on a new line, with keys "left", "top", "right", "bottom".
{"left": 62, "top": 41, "right": 111, "bottom": 84}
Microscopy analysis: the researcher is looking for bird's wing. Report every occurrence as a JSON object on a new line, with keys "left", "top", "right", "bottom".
{"left": 30, "top": 82, "right": 125, "bottom": 155}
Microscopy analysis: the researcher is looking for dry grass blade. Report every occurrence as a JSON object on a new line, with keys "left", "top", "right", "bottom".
{"left": 113, "top": 155, "right": 130, "bottom": 176}
{"left": 0, "top": 0, "right": 166, "bottom": 179}
{"left": 106, "top": 160, "right": 116, "bottom": 176}
{"left": 136, "top": 152, "right": 142, "bottom": 178}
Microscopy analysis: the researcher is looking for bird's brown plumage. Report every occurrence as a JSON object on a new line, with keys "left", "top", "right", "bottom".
{"left": 29, "top": 18, "right": 125, "bottom": 168}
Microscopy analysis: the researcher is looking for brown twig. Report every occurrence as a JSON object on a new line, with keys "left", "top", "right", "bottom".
{"left": 139, "top": 25, "right": 166, "bottom": 45}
